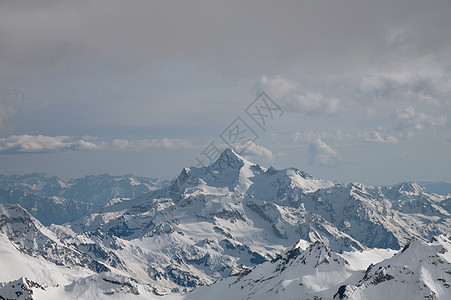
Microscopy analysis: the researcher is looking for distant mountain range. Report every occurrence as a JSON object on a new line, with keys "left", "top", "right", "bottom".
{"left": 0, "top": 149, "right": 450, "bottom": 299}
{"left": 0, "top": 173, "right": 168, "bottom": 225}
{"left": 0, "top": 173, "right": 448, "bottom": 227}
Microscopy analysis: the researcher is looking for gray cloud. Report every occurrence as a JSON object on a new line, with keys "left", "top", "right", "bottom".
{"left": 285, "top": 93, "right": 344, "bottom": 116}
{"left": 359, "top": 70, "right": 451, "bottom": 106}
{"left": 260, "top": 75, "right": 346, "bottom": 115}
{"left": 0, "top": 90, "right": 23, "bottom": 133}
{"left": 1, "top": 1, "right": 450, "bottom": 77}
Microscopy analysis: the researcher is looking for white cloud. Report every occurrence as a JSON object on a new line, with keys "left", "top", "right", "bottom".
{"left": 396, "top": 105, "right": 447, "bottom": 130}
{"left": 285, "top": 93, "right": 344, "bottom": 115}
{"left": 364, "top": 131, "right": 399, "bottom": 144}
{"left": 260, "top": 76, "right": 296, "bottom": 98}
{"left": 307, "top": 138, "right": 340, "bottom": 167}
{"left": 111, "top": 139, "right": 131, "bottom": 149}
{"left": 112, "top": 138, "right": 193, "bottom": 150}
{"left": 0, "top": 135, "right": 194, "bottom": 154}
{"left": 293, "top": 130, "right": 350, "bottom": 144}
{"left": 0, "top": 135, "right": 101, "bottom": 154}
{"left": 235, "top": 141, "right": 274, "bottom": 161}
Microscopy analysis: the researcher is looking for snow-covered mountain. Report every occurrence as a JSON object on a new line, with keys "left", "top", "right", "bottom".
{"left": 186, "top": 235, "right": 451, "bottom": 300}
{"left": 1, "top": 148, "right": 450, "bottom": 298}
{"left": 4, "top": 228, "right": 448, "bottom": 299}
{"left": 300, "top": 181, "right": 450, "bottom": 249}
{"left": 0, "top": 173, "right": 166, "bottom": 225}
{"left": 47, "top": 148, "right": 450, "bottom": 293}
{"left": 0, "top": 203, "right": 108, "bottom": 273}
{"left": 0, "top": 203, "right": 162, "bottom": 299}
{"left": 335, "top": 235, "right": 451, "bottom": 300}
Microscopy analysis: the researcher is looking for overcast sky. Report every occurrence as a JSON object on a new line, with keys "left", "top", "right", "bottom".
{"left": 0, "top": 0, "right": 450, "bottom": 185}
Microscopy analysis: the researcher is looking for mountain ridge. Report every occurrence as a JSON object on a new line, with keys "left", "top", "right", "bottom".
{"left": 0, "top": 173, "right": 167, "bottom": 225}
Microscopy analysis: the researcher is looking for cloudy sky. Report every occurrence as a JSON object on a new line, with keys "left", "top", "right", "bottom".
{"left": 0, "top": 0, "right": 450, "bottom": 185}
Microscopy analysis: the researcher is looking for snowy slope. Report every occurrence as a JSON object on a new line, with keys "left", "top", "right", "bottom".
{"left": 0, "top": 203, "right": 108, "bottom": 273}
{"left": 0, "top": 273, "right": 185, "bottom": 300}
{"left": 187, "top": 240, "right": 359, "bottom": 300}
{"left": 0, "top": 203, "right": 178, "bottom": 299}
{"left": 0, "top": 232, "right": 92, "bottom": 286}
{"left": 185, "top": 236, "right": 451, "bottom": 300}
{"left": 335, "top": 235, "right": 451, "bottom": 300}
{"left": 3, "top": 234, "right": 448, "bottom": 300}
{"left": 32, "top": 272, "right": 184, "bottom": 300}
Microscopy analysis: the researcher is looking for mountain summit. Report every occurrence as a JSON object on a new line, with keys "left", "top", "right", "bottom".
{"left": 169, "top": 147, "right": 260, "bottom": 193}
{"left": 171, "top": 147, "right": 335, "bottom": 197}
{"left": 210, "top": 147, "right": 249, "bottom": 170}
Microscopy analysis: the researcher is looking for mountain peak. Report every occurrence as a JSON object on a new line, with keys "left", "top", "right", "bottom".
{"left": 0, "top": 277, "right": 37, "bottom": 300}
{"left": 209, "top": 148, "right": 249, "bottom": 170}
{"left": 0, "top": 203, "right": 33, "bottom": 222}
{"left": 276, "top": 240, "right": 349, "bottom": 271}
{"left": 207, "top": 148, "right": 251, "bottom": 174}
{"left": 396, "top": 182, "right": 427, "bottom": 194}
{"left": 222, "top": 147, "right": 240, "bottom": 157}
{"left": 169, "top": 148, "right": 255, "bottom": 192}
